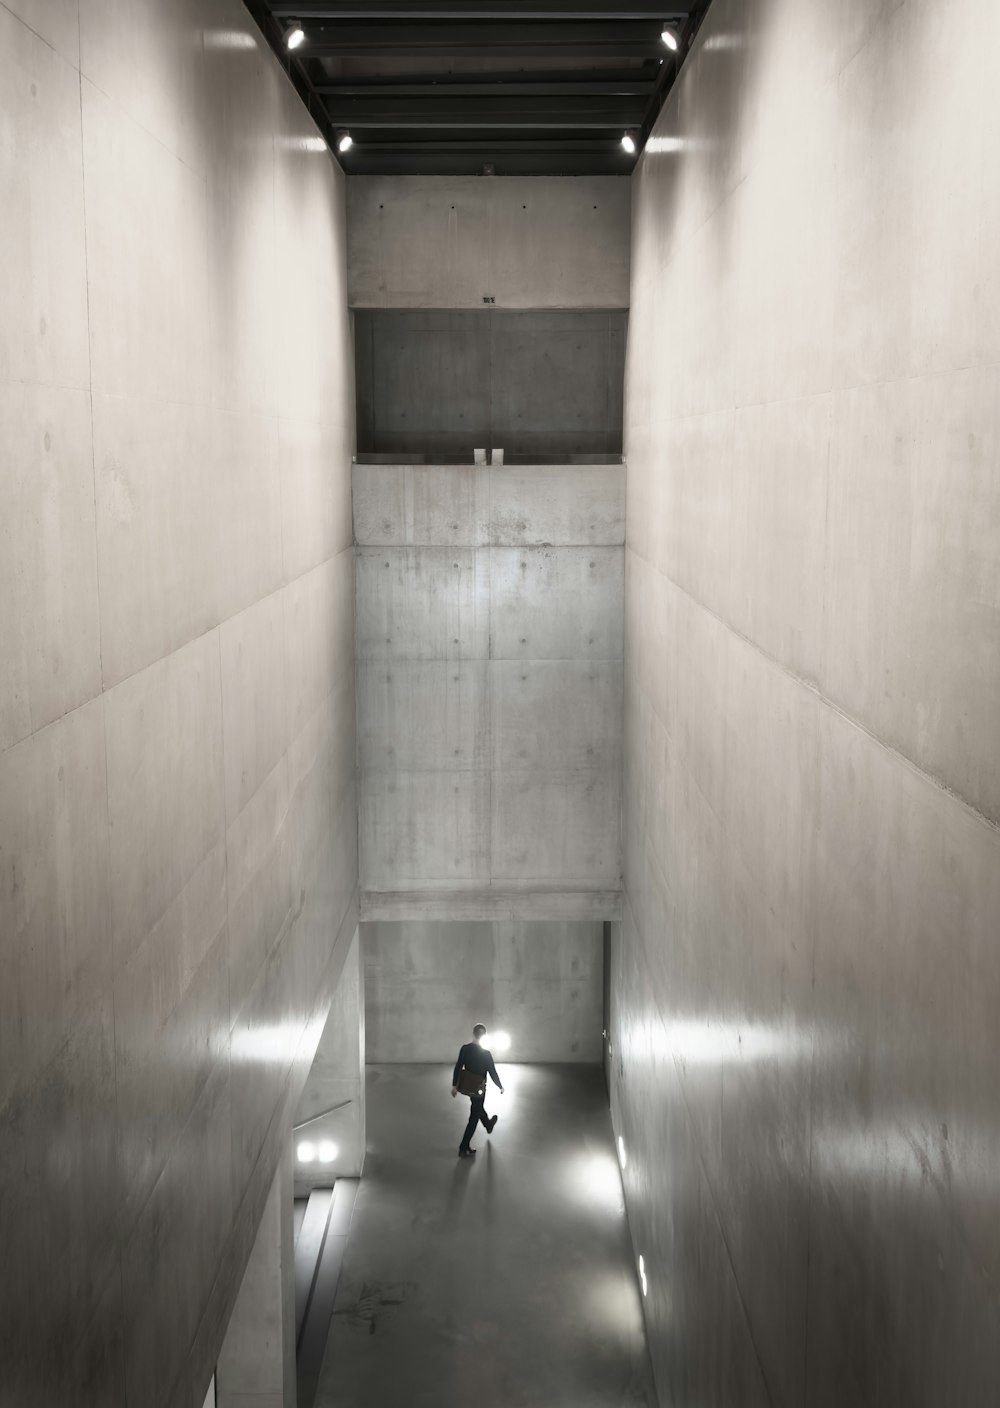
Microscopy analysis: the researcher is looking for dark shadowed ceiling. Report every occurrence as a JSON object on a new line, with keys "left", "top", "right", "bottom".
{"left": 243, "top": 0, "right": 712, "bottom": 174}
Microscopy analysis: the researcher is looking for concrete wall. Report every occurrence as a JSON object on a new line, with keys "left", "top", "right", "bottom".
{"left": 293, "top": 927, "right": 366, "bottom": 1189}
{"left": 347, "top": 175, "right": 630, "bottom": 309}
{"left": 215, "top": 1154, "right": 297, "bottom": 1408}
{"left": 354, "top": 462, "right": 624, "bottom": 913}
{"left": 0, "top": 4, "right": 357, "bottom": 1406}
{"left": 354, "top": 309, "right": 627, "bottom": 462}
{"left": 364, "top": 920, "right": 604, "bottom": 1062}
{"left": 617, "top": 1, "right": 1000, "bottom": 1405}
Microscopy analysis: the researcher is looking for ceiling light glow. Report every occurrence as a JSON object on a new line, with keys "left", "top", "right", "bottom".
{"left": 338, "top": 132, "right": 353, "bottom": 153}
{"left": 286, "top": 24, "right": 305, "bottom": 49}
{"left": 621, "top": 133, "right": 636, "bottom": 154}
{"left": 661, "top": 27, "right": 679, "bottom": 50}
{"left": 297, "top": 1141, "right": 316, "bottom": 1163}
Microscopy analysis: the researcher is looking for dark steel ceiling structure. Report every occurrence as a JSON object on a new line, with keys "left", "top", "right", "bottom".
{"left": 243, "top": 0, "right": 713, "bottom": 174}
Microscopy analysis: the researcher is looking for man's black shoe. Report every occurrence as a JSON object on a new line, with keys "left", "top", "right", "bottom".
{"left": 458, "top": 1148, "right": 476, "bottom": 1158}
{"left": 487, "top": 1115, "right": 498, "bottom": 1134}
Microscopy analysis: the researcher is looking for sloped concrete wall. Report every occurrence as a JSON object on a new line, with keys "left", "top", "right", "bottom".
{"left": 0, "top": 4, "right": 356, "bottom": 1405}
{"left": 294, "top": 927, "right": 366, "bottom": 1189}
{"left": 354, "top": 462, "right": 624, "bottom": 907}
{"left": 617, "top": 1, "right": 1000, "bottom": 1404}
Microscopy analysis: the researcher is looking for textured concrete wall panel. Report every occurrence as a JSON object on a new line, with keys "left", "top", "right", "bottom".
{"left": 363, "top": 920, "right": 603, "bottom": 1062}
{"left": 347, "top": 174, "right": 630, "bottom": 309}
{"left": 0, "top": 4, "right": 357, "bottom": 1405}
{"left": 354, "top": 463, "right": 624, "bottom": 900}
{"left": 618, "top": 0, "right": 1000, "bottom": 1403}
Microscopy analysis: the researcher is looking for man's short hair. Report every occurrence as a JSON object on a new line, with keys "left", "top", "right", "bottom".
{"left": 473, "top": 1023, "right": 487, "bottom": 1039}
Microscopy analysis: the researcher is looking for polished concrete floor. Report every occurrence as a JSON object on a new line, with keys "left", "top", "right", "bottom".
{"left": 314, "top": 1063, "right": 656, "bottom": 1407}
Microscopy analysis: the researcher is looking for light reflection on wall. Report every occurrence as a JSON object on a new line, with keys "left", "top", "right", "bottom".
{"left": 204, "top": 29, "right": 257, "bottom": 51}
{"left": 645, "top": 136, "right": 685, "bottom": 155}
{"left": 564, "top": 1151, "right": 626, "bottom": 1216}
{"left": 230, "top": 1015, "right": 324, "bottom": 1067}
{"left": 621, "top": 1014, "right": 813, "bottom": 1070}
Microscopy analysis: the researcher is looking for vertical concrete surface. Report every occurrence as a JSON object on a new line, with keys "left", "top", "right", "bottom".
{"left": 0, "top": 3, "right": 357, "bottom": 1405}
{"left": 354, "top": 462, "right": 624, "bottom": 904}
{"left": 216, "top": 1158, "right": 296, "bottom": 1408}
{"left": 347, "top": 175, "right": 631, "bottom": 309}
{"left": 363, "top": 919, "right": 604, "bottom": 1062}
{"left": 619, "top": 1, "right": 1000, "bottom": 1405}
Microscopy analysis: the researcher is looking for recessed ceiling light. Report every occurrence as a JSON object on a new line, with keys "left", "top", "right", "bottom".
{"left": 338, "top": 131, "right": 353, "bottom": 153}
{"left": 286, "top": 23, "right": 305, "bottom": 49}
{"left": 621, "top": 133, "right": 636, "bottom": 154}
{"left": 661, "top": 27, "right": 679, "bottom": 50}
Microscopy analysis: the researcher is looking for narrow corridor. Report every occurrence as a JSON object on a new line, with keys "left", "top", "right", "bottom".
{"left": 314, "top": 1065, "right": 655, "bottom": 1407}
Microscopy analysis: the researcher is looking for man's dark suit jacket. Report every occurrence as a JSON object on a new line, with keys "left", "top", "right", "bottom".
{"left": 452, "top": 1042, "right": 501, "bottom": 1090}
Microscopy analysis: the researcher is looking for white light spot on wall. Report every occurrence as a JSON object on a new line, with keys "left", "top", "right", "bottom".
{"left": 646, "top": 136, "right": 685, "bottom": 155}
{"left": 297, "top": 1142, "right": 316, "bottom": 1163}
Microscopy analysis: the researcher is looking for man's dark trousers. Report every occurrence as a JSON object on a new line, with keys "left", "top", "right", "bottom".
{"left": 460, "top": 1094, "right": 490, "bottom": 1152}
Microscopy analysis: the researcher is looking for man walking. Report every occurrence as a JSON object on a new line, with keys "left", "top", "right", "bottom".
{"left": 451, "top": 1023, "right": 504, "bottom": 1158}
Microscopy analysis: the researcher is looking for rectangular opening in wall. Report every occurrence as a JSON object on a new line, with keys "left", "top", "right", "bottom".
{"left": 354, "top": 309, "right": 627, "bottom": 463}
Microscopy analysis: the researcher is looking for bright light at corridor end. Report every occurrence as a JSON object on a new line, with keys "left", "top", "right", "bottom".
{"left": 661, "top": 26, "right": 679, "bottom": 50}
{"left": 478, "top": 1029, "right": 511, "bottom": 1053}
{"left": 286, "top": 24, "right": 305, "bottom": 49}
{"left": 621, "top": 133, "right": 637, "bottom": 154}
{"left": 297, "top": 1139, "right": 338, "bottom": 1164}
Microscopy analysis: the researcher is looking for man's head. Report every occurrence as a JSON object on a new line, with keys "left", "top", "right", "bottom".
{"left": 473, "top": 1023, "right": 487, "bottom": 1042}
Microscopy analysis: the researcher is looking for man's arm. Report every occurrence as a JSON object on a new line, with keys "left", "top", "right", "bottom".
{"left": 452, "top": 1045, "right": 465, "bottom": 1089}
{"left": 487, "top": 1052, "right": 503, "bottom": 1090}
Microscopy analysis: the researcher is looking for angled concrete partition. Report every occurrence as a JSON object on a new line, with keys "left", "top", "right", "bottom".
{"left": 617, "top": 0, "right": 1000, "bottom": 1404}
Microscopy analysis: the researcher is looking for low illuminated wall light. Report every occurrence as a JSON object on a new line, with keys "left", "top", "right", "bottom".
{"left": 297, "top": 1141, "right": 316, "bottom": 1163}
{"left": 618, "top": 1135, "right": 627, "bottom": 1169}
{"left": 318, "top": 1141, "right": 339, "bottom": 1163}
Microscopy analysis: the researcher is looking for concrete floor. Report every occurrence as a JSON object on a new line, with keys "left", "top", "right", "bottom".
{"left": 314, "top": 1063, "right": 655, "bottom": 1407}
